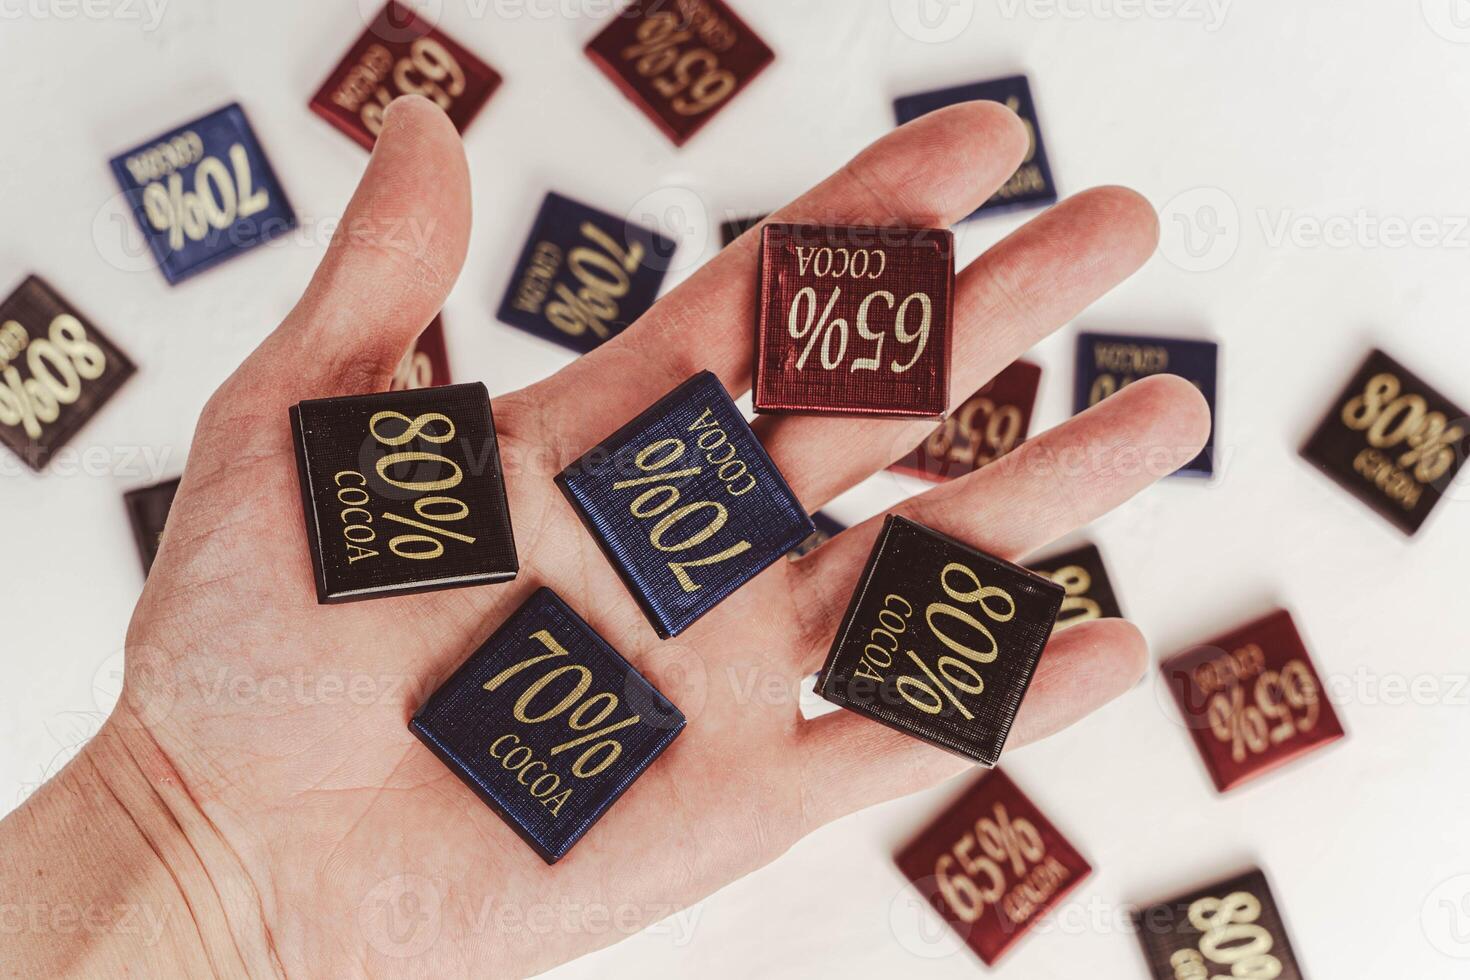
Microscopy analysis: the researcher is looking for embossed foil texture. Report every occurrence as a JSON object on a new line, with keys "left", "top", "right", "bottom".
{"left": 123, "top": 477, "right": 181, "bottom": 575}
{"left": 0, "top": 275, "right": 135, "bottom": 471}
{"left": 1161, "top": 609, "right": 1343, "bottom": 793}
{"left": 896, "top": 769, "right": 1091, "bottom": 965}
{"left": 1135, "top": 868, "right": 1305, "bottom": 980}
{"left": 289, "top": 382, "right": 517, "bottom": 603}
{"left": 755, "top": 223, "right": 954, "bottom": 418}
{"left": 894, "top": 75, "right": 1057, "bottom": 219}
{"left": 411, "top": 587, "right": 685, "bottom": 864}
{"left": 891, "top": 360, "right": 1041, "bottom": 481}
{"left": 109, "top": 103, "right": 296, "bottom": 285}
{"left": 816, "top": 515, "right": 1063, "bottom": 767}
{"left": 557, "top": 371, "right": 813, "bottom": 638}
{"left": 584, "top": 0, "right": 774, "bottom": 146}
{"left": 310, "top": 0, "right": 502, "bottom": 150}
{"left": 497, "top": 192, "right": 675, "bottom": 355}
{"left": 1301, "top": 347, "right": 1469, "bottom": 535}
{"left": 1073, "top": 331, "right": 1218, "bottom": 477}
{"left": 1027, "top": 542, "right": 1124, "bottom": 635}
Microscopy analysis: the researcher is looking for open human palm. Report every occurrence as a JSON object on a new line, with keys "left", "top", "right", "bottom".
{"left": 38, "top": 96, "right": 1207, "bottom": 977}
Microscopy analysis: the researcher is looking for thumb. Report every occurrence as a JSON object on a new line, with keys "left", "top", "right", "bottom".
{"left": 226, "top": 94, "right": 473, "bottom": 407}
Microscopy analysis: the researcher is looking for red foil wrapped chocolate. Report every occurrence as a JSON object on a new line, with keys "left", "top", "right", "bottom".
{"left": 891, "top": 360, "right": 1040, "bottom": 480}
{"left": 755, "top": 224, "right": 953, "bottom": 418}
{"left": 390, "top": 315, "right": 451, "bottom": 391}
{"left": 310, "top": 1, "right": 502, "bottom": 150}
{"left": 896, "top": 769, "right": 1091, "bottom": 966}
{"left": 1161, "top": 609, "right": 1344, "bottom": 793}
{"left": 585, "top": 0, "right": 773, "bottom": 146}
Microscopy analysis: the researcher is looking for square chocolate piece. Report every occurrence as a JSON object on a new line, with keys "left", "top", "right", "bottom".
{"left": 1161, "top": 609, "right": 1343, "bottom": 793}
{"left": 557, "top": 371, "right": 813, "bottom": 638}
{"left": 585, "top": 0, "right": 774, "bottom": 146}
{"left": 1074, "top": 331, "right": 1218, "bottom": 477}
{"left": 109, "top": 103, "right": 296, "bottom": 284}
{"left": 289, "top": 382, "right": 517, "bottom": 603}
{"left": 894, "top": 75, "right": 1056, "bottom": 219}
{"left": 787, "top": 510, "right": 844, "bottom": 561}
{"left": 0, "top": 275, "right": 135, "bottom": 471}
{"left": 310, "top": 1, "right": 502, "bottom": 150}
{"left": 411, "top": 587, "right": 684, "bottom": 863}
{"left": 720, "top": 213, "right": 767, "bottom": 247}
{"left": 123, "top": 477, "right": 181, "bottom": 576}
{"left": 755, "top": 223, "right": 954, "bottom": 418}
{"left": 896, "top": 769, "right": 1091, "bottom": 965}
{"left": 816, "top": 515, "right": 1063, "bottom": 766}
{"left": 891, "top": 360, "right": 1041, "bottom": 481}
{"left": 390, "top": 315, "right": 451, "bottom": 391}
{"left": 1301, "top": 348, "right": 1469, "bottom": 535}
{"left": 1135, "top": 868, "right": 1305, "bottom": 980}
{"left": 497, "top": 192, "right": 675, "bottom": 355}
{"left": 1027, "top": 543, "right": 1123, "bottom": 634}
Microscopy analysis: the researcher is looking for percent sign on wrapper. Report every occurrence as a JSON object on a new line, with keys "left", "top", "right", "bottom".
{"left": 367, "top": 410, "right": 481, "bottom": 562}
{"left": 620, "top": 11, "right": 738, "bottom": 119}
{"left": 1206, "top": 661, "right": 1321, "bottom": 763}
{"left": 1342, "top": 371, "right": 1465, "bottom": 484}
{"left": 140, "top": 144, "right": 272, "bottom": 252}
{"left": 787, "top": 284, "right": 933, "bottom": 375}
{"left": 0, "top": 315, "right": 107, "bottom": 440}
{"left": 484, "top": 630, "right": 643, "bottom": 780}
{"left": 936, "top": 802, "right": 1046, "bottom": 923}
{"left": 547, "top": 223, "right": 646, "bottom": 342}
{"left": 615, "top": 433, "right": 754, "bottom": 593}
{"left": 895, "top": 563, "right": 1017, "bottom": 721}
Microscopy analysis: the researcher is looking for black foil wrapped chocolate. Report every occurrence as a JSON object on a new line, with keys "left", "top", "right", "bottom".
{"left": 289, "top": 382, "right": 516, "bottom": 602}
{"left": 816, "top": 515, "right": 1062, "bottom": 766}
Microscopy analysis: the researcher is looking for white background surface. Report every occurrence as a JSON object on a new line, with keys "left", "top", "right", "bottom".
{"left": 4, "top": 0, "right": 1470, "bottom": 976}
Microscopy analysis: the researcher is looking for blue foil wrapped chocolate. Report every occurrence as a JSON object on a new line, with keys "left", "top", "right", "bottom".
{"left": 557, "top": 371, "right": 813, "bottom": 638}
{"left": 411, "top": 587, "right": 684, "bottom": 863}
{"left": 894, "top": 75, "right": 1056, "bottom": 219}
{"left": 497, "top": 191, "right": 674, "bottom": 354}
{"left": 1073, "top": 331, "right": 1219, "bottom": 477}
{"left": 109, "top": 103, "right": 296, "bottom": 284}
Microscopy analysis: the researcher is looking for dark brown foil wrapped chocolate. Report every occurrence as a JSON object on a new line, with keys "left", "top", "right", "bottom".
{"left": 896, "top": 769, "right": 1091, "bottom": 965}
{"left": 584, "top": 0, "right": 773, "bottom": 146}
{"left": 1301, "top": 347, "right": 1469, "bottom": 534}
{"left": 755, "top": 224, "right": 954, "bottom": 419}
{"left": 1134, "top": 868, "right": 1305, "bottom": 980}
{"left": 816, "top": 515, "right": 1062, "bottom": 766}
{"left": 0, "top": 275, "right": 135, "bottom": 472}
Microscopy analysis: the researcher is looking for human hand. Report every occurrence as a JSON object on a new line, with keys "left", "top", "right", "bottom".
{"left": 1, "top": 95, "right": 1206, "bottom": 978}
